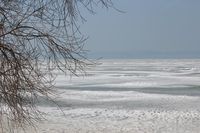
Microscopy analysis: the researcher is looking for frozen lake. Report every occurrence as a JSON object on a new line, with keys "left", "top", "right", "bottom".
{"left": 20, "top": 59, "right": 200, "bottom": 132}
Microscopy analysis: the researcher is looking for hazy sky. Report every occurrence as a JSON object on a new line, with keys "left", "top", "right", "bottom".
{"left": 81, "top": 0, "right": 200, "bottom": 59}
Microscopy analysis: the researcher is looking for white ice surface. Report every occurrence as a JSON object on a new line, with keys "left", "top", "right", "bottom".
{"left": 15, "top": 59, "right": 200, "bottom": 133}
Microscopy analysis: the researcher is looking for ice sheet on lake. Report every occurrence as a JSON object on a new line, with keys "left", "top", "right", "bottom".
{"left": 55, "top": 59, "right": 200, "bottom": 89}
{"left": 19, "top": 59, "right": 200, "bottom": 133}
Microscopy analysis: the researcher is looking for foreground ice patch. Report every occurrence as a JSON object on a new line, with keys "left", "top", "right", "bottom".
{"left": 18, "top": 107, "right": 200, "bottom": 133}
{"left": 15, "top": 88, "right": 200, "bottom": 133}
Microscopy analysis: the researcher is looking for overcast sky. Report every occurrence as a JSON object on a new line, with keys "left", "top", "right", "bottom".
{"left": 81, "top": 0, "right": 200, "bottom": 59}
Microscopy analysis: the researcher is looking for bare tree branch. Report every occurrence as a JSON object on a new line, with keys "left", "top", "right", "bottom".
{"left": 0, "top": 0, "right": 114, "bottom": 131}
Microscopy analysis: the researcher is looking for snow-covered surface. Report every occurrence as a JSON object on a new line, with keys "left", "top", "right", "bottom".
{"left": 18, "top": 59, "right": 200, "bottom": 133}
